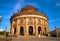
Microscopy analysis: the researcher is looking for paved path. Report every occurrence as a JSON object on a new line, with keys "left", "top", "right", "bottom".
{"left": 1, "top": 37, "right": 60, "bottom": 41}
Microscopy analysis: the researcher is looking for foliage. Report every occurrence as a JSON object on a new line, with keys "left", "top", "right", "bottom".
{"left": 0, "top": 31, "right": 9, "bottom": 36}
{"left": 0, "top": 31, "right": 5, "bottom": 35}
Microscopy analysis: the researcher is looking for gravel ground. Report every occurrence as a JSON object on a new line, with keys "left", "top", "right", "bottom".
{"left": 0, "top": 37, "right": 60, "bottom": 41}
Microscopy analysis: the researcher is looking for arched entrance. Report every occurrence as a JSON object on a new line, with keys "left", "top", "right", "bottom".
{"left": 45, "top": 27, "right": 46, "bottom": 34}
{"left": 29, "top": 26, "right": 33, "bottom": 35}
{"left": 38, "top": 26, "right": 41, "bottom": 34}
{"left": 20, "top": 26, "right": 24, "bottom": 35}
{"left": 14, "top": 27, "right": 16, "bottom": 35}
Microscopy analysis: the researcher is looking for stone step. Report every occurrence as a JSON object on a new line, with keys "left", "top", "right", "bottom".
{"left": 5, "top": 37, "right": 60, "bottom": 41}
{"left": 6, "top": 37, "right": 41, "bottom": 41}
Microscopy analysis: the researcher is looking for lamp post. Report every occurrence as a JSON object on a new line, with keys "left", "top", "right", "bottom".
{"left": 5, "top": 26, "right": 7, "bottom": 37}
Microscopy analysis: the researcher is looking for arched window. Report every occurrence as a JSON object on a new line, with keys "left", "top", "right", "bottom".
{"left": 20, "top": 26, "right": 24, "bottom": 35}
{"left": 29, "top": 26, "right": 33, "bottom": 35}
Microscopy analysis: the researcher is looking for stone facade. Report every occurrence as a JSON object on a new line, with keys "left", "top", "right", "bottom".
{"left": 9, "top": 5, "right": 50, "bottom": 38}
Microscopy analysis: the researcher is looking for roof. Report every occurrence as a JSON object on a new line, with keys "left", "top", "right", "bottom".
{"left": 21, "top": 5, "right": 38, "bottom": 11}
{"left": 50, "top": 28, "right": 60, "bottom": 35}
{"left": 10, "top": 5, "right": 48, "bottom": 20}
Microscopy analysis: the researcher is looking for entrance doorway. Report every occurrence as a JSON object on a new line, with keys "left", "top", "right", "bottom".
{"left": 14, "top": 27, "right": 16, "bottom": 35}
{"left": 38, "top": 26, "right": 41, "bottom": 34}
{"left": 45, "top": 27, "right": 46, "bottom": 34}
{"left": 29, "top": 26, "right": 33, "bottom": 35}
{"left": 20, "top": 26, "right": 24, "bottom": 35}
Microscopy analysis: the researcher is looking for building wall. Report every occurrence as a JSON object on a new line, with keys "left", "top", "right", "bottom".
{"left": 10, "top": 15, "right": 49, "bottom": 37}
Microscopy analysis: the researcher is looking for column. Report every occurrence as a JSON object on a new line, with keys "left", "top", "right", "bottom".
{"left": 41, "top": 19, "right": 43, "bottom": 35}
{"left": 16, "top": 19, "right": 20, "bottom": 37}
{"left": 35, "top": 18, "right": 38, "bottom": 37}
{"left": 11, "top": 26, "right": 14, "bottom": 36}
{"left": 10, "top": 21, "right": 14, "bottom": 36}
{"left": 34, "top": 18, "right": 35, "bottom": 36}
{"left": 36, "top": 26, "right": 38, "bottom": 37}
{"left": 33, "top": 26, "right": 35, "bottom": 36}
{"left": 42, "top": 20, "right": 44, "bottom": 34}
{"left": 25, "top": 18, "right": 28, "bottom": 37}
{"left": 24, "top": 18, "right": 26, "bottom": 36}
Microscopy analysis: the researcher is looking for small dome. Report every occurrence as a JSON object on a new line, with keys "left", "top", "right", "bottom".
{"left": 21, "top": 5, "right": 37, "bottom": 11}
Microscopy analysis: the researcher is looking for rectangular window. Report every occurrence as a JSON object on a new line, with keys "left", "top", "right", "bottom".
{"left": 38, "top": 19, "right": 41, "bottom": 24}
{"left": 20, "top": 19, "right": 23, "bottom": 23}
{"left": 29, "top": 19, "right": 33, "bottom": 23}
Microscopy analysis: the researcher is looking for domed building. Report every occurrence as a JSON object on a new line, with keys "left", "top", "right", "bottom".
{"left": 10, "top": 5, "right": 50, "bottom": 37}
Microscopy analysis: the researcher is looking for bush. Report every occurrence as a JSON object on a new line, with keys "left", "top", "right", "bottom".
{"left": 0, "top": 31, "right": 5, "bottom": 35}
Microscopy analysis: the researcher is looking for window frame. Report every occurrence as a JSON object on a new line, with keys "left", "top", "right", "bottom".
{"left": 29, "top": 19, "right": 33, "bottom": 23}
{"left": 38, "top": 19, "right": 41, "bottom": 24}
{"left": 20, "top": 19, "right": 24, "bottom": 23}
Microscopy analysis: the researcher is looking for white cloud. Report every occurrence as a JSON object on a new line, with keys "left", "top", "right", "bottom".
{"left": 0, "top": 16, "right": 2, "bottom": 18}
{"left": 0, "top": 29, "right": 4, "bottom": 31}
{"left": 49, "top": 18, "right": 60, "bottom": 22}
{"left": 56, "top": 3, "right": 60, "bottom": 6}
{"left": 13, "top": 0, "right": 25, "bottom": 13}
{"left": 13, "top": 3, "right": 21, "bottom": 13}
{"left": 27, "top": 2, "right": 38, "bottom": 6}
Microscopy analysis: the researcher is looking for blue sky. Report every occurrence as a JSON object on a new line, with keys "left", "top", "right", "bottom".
{"left": 0, "top": 0, "right": 60, "bottom": 31}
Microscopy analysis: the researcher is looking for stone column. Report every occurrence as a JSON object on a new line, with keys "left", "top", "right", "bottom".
{"left": 10, "top": 26, "right": 14, "bottom": 36}
{"left": 43, "top": 20, "right": 45, "bottom": 34}
{"left": 24, "top": 18, "right": 26, "bottom": 37}
{"left": 16, "top": 19, "right": 20, "bottom": 37}
{"left": 35, "top": 18, "right": 38, "bottom": 37}
{"left": 33, "top": 26, "right": 35, "bottom": 36}
{"left": 24, "top": 18, "right": 26, "bottom": 36}
{"left": 41, "top": 19, "right": 42, "bottom": 35}
{"left": 10, "top": 21, "right": 15, "bottom": 36}
{"left": 25, "top": 18, "right": 28, "bottom": 37}
{"left": 11, "top": 27, "right": 14, "bottom": 36}
{"left": 33, "top": 18, "right": 35, "bottom": 36}
{"left": 36, "top": 26, "right": 38, "bottom": 37}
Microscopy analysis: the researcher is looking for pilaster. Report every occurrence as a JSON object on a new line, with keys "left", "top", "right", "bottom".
{"left": 11, "top": 21, "right": 15, "bottom": 36}
{"left": 25, "top": 18, "right": 29, "bottom": 37}
{"left": 16, "top": 19, "right": 20, "bottom": 37}
{"left": 35, "top": 18, "right": 38, "bottom": 37}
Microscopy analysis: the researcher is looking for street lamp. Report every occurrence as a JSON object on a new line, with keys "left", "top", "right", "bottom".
{"left": 5, "top": 26, "right": 7, "bottom": 37}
